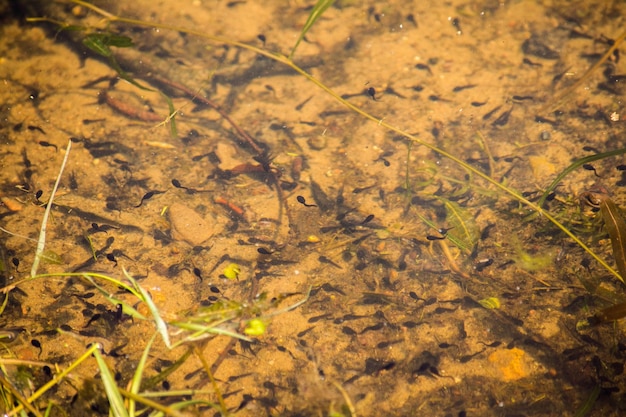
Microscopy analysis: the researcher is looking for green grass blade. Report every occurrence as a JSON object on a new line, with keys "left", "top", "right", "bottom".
{"left": 124, "top": 268, "right": 171, "bottom": 348}
{"left": 162, "top": 93, "right": 178, "bottom": 138}
{"left": 538, "top": 147, "right": 626, "bottom": 207}
{"left": 438, "top": 198, "right": 479, "bottom": 254}
{"left": 118, "top": 388, "right": 187, "bottom": 417}
{"left": 81, "top": 275, "right": 147, "bottom": 320}
{"left": 93, "top": 347, "right": 129, "bottom": 417}
{"left": 289, "top": 0, "right": 334, "bottom": 59}
{"left": 574, "top": 384, "right": 600, "bottom": 417}
{"left": 82, "top": 33, "right": 113, "bottom": 57}
{"left": 128, "top": 333, "right": 157, "bottom": 416}
{"left": 140, "top": 349, "right": 192, "bottom": 391}
{"left": 82, "top": 32, "right": 153, "bottom": 91}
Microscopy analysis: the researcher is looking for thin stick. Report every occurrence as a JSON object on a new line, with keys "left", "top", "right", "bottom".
{"left": 30, "top": 139, "right": 72, "bottom": 277}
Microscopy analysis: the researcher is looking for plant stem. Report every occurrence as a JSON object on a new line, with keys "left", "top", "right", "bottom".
{"left": 30, "top": 139, "right": 71, "bottom": 277}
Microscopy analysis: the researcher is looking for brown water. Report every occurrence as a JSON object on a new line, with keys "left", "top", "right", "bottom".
{"left": 1, "top": 0, "right": 626, "bottom": 416}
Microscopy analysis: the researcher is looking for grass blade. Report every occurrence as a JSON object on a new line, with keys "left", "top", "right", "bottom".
{"left": 124, "top": 268, "right": 171, "bottom": 348}
{"left": 599, "top": 198, "right": 626, "bottom": 283}
{"left": 31, "top": 140, "right": 71, "bottom": 277}
{"left": 574, "top": 384, "right": 600, "bottom": 417}
{"left": 438, "top": 198, "right": 479, "bottom": 254}
{"left": 93, "top": 347, "right": 129, "bottom": 417}
{"left": 538, "top": 147, "right": 626, "bottom": 208}
{"left": 118, "top": 388, "right": 187, "bottom": 417}
{"left": 128, "top": 333, "right": 156, "bottom": 416}
{"left": 162, "top": 93, "right": 178, "bottom": 138}
{"left": 82, "top": 275, "right": 147, "bottom": 320}
{"left": 289, "top": 0, "right": 334, "bottom": 59}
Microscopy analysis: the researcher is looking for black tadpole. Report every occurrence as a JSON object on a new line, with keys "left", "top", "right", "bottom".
{"left": 39, "top": 141, "right": 58, "bottom": 151}
{"left": 296, "top": 195, "right": 317, "bottom": 207}
{"left": 450, "top": 16, "right": 462, "bottom": 34}
{"left": 31, "top": 339, "right": 42, "bottom": 355}
{"left": 135, "top": 190, "right": 165, "bottom": 207}
{"left": 582, "top": 164, "right": 601, "bottom": 177}
{"left": 361, "top": 214, "right": 375, "bottom": 224}
{"left": 172, "top": 178, "right": 199, "bottom": 194}
{"left": 106, "top": 253, "right": 118, "bottom": 267}
{"left": 366, "top": 87, "right": 378, "bottom": 101}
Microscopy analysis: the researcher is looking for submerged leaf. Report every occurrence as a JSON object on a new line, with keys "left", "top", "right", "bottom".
{"left": 478, "top": 297, "right": 501, "bottom": 309}
{"left": 82, "top": 33, "right": 113, "bottom": 57}
{"left": 82, "top": 33, "right": 134, "bottom": 58}
{"left": 437, "top": 198, "right": 479, "bottom": 254}
{"left": 41, "top": 250, "right": 63, "bottom": 265}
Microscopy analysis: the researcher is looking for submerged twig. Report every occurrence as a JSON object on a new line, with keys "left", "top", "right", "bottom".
{"left": 30, "top": 139, "right": 71, "bottom": 277}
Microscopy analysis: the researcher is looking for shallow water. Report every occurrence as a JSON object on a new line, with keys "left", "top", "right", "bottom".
{"left": 1, "top": 0, "right": 626, "bottom": 416}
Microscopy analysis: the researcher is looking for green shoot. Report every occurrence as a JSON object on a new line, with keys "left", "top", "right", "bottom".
{"left": 93, "top": 346, "right": 129, "bottom": 417}
{"left": 538, "top": 147, "right": 626, "bottom": 208}
{"left": 123, "top": 268, "right": 171, "bottom": 347}
{"left": 82, "top": 274, "right": 147, "bottom": 320}
{"left": 128, "top": 333, "right": 156, "bottom": 416}
{"left": 162, "top": 92, "right": 178, "bottom": 138}
{"left": 574, "top": 385, "right": 601, "bottom": 417}
{"left": 437, "top": 198, "right": 480, "bottom": 255}
{"left": 82, "top": 32, "right": 152, "bottom": 91}
{"left": 289, "top": 0, "right": 335, "bottom": 59}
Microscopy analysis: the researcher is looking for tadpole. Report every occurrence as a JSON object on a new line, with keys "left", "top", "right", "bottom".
{"left": 135, "top": 190, "right": 165, "bottom": 207}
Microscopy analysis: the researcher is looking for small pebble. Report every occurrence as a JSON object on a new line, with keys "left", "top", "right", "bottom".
{"left": 168, "top": 202, "right": 214, "bottom": 246}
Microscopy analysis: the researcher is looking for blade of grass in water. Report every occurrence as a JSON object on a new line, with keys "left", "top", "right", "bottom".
{"left": 538, "top": 147, "right": 626, "bottom": 208}
{"left": 599, "top": 197, "right": 626, "bottom": 283}
{"left": 162, "top": 92, "right": 178, "bottom": 138}
{"left": 93, "top": 347, "right": 130, "bottom": 417}
{"left": 128, "top": 333, "right": 156, "bottom": 416}
{"left": 289, "top": 0, "right": 334, "bottom": 59}
{"left": 124, "top": 268, "right": 172, "bottom": 348}
{"left": 31, "top": 140, "right": 71, "bottom": 277}
{"left": 82, "top": 274, "right": 147, "bottom": 320}
{"left": 574, "top": 384, "right": 601, "bottom": 417}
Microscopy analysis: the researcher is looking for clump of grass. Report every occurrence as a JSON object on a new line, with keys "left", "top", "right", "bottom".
{"left": 0, "top": 267, "right": 309, "bottom": 415}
